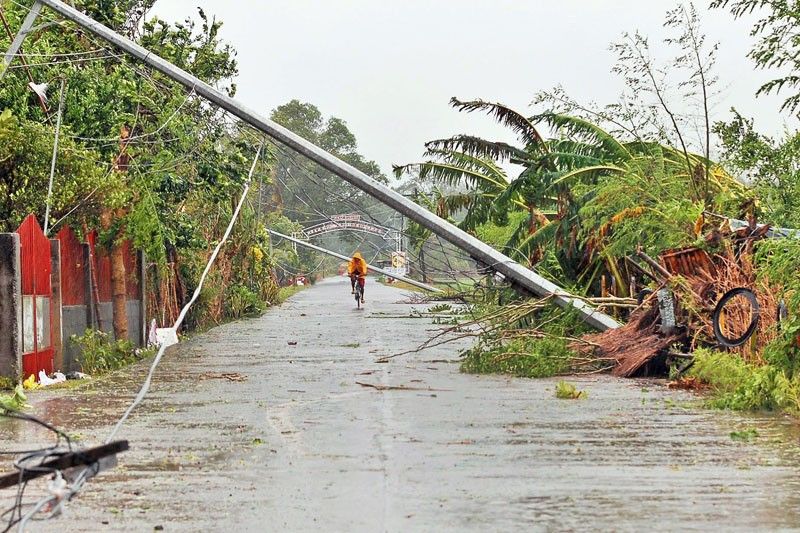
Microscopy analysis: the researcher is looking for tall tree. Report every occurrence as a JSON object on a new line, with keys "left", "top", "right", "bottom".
{"left": 268, "top": 100, "right": 393, "bottom": 256}
{"left": 0, "top": 1, "right": 263, "bottom": 337}
{"left": 712, "top": 0, "right": 800, "bottom": 114}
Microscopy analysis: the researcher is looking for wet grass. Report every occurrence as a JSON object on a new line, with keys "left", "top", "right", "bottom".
{"left": 277, "top": 284, "right": 307, "bottom": 303}
{"left": 688, "top": 348, "right": 800, "bottom": 414}
{"left": 379, "top": 279, "right": 426, "bottom": 293}
{"left": 730, "top": 428, "right": 759, "bottom": 442}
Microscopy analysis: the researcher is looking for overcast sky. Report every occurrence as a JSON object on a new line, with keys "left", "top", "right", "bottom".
{"left": 152, "top": 1, "right": 796, "bottom": 176}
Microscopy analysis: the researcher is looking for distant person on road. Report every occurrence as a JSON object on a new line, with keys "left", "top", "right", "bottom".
{"left": 347, "top": 251, "right": 367, "bottom": 303}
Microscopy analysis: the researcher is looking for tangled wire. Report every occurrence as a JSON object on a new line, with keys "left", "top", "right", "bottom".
{"left": 0, "top": 407, "right": 74, "bottom": 533}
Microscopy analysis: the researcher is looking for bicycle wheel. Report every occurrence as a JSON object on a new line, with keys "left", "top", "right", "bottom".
{"left": 355, "top": 284, "right": 362, "bottom": 309}
{"left": 712, "top": 287, "right": 760, "bottom": 348}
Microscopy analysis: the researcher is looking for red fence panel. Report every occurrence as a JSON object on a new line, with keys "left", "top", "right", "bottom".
{"left": 86, "top": 231, "right": 112, "bottom": 302}
{"left": 17, "top": 215, "right": 53, "bottom": 377}
{"left": 56, "top": 227, "right": 86, "bottom": 306}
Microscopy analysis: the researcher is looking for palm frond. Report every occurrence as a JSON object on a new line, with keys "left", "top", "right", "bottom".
{"left": 534, "top": 112, "right": 631, "bottom": 161}
{"left": 450, "top": 97, "right": 548, "bottom": 153}
{"left": 549, "top": 164, "right": 626, "bottom": 189}
{"left": 425, "top": 135, "right": 531, "bottom": 164}
{"left": 392, "top": 161, "right": 506, "bottom": 190}
{"left": 506, "top": 219, "right": 559, "bottom": 263}
{"left": 423, "top": 149, "right": 509, "bottom": 187}
{"left": 539, "top": 151, "right": 606, "bottom": 171}
{"left": 546, "top": 139, "right": 612, "bottom": 161}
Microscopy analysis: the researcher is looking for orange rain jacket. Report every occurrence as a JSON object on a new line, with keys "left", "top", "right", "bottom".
{"left": 347, "top": 252, "right": 368, "bottom": 278}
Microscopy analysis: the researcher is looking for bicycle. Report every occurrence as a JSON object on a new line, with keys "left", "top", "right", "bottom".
{"left": 353, "top": 275, "right": 365, "bottom": 309}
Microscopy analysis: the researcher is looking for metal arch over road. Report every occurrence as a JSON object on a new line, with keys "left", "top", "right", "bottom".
{"left": 25, "top": 0, "right": 620, "bottom": 331}
{"left": 303, "top": 214, "right": 399, "bottom": 241}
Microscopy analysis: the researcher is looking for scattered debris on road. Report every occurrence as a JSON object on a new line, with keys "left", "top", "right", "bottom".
{"left": 555, "top": 381, "right": 587, "bottom": 399}
{"left": 356, "top": 381, "right": 451, "bottom": 392}
{"left": 197, "top": 372, "right": 248, "bottom": 382}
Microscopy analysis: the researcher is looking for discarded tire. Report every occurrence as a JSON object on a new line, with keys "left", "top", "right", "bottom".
{"left": 712, "top": 287, "right": 760, "bottom": 348}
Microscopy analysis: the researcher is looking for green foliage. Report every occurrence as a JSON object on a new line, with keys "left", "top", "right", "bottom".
{"left": 474, "top": 211, "right": 528, "bottom": 251}
{"left": 461, "top": 335, "right": 574, "bottom": 378}
{"left": 268, "top": 99, "right": 388, "bottom": 233}
{"left": 0, "top": 385, "right": 28, "bottom": 411}
{"left": 575, "top": 165, "right": 706, "bottom": 260}
{"left": 753, "top": 238, "right": 800, "bottom": 376}
{"left": 688, "top": 348, "right": 800, "bottom": 412}
{"left": 461, "top": 307, "right": 591, "bottom": 378}
{"left": 0, "top": 109, "right": 115, "bottom": 231}
{"left": 224, "top": 284, "right": 265, "bottom": 319}
{"left": 399, "top": 94, "right": 745, "bottom": 297}
{"left": 715, "top": 112, "right": 800, "bottom": 227}
{"left": 712, "top": 0, "right": 800, "bottom": 113}
{"left": 730, "top": 428, "right": 759, "bottom": 441}
{"left": 71, "top": 329, "right": 143, "bottom": 375}
{"left": 555, "top": 380, "right": 587, "bottom": 399}
{"left": 0, "top": 377, "right": 14, "bottom": 391}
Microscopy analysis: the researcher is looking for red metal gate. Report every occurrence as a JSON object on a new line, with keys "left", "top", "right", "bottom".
{"left": 17, "top": 214, "right": 54, "bottom": 378}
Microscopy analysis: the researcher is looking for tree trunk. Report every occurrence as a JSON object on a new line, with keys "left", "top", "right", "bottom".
{"left": 100, "top": 208, "right": 129, "bottom": 342}
{"left": 111, "top": 207, "right": 128, "bottom": 341}
{"left": 104, "top": 125, "right": 133, "bottom": 342}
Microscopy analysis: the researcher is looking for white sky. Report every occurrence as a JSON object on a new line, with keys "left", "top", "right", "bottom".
{"left": 152, "top": 1, "right": 797, "bottom": 176}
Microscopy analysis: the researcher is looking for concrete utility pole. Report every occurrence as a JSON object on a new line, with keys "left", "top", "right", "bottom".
{"left": 19, "top": 0, "right": 620, "bottom": 331}
{"left": 268, "top": 230, "right": 442, "bottom": 294}
{"left": 0, "top": 1, "right": 42, "bottom": 82}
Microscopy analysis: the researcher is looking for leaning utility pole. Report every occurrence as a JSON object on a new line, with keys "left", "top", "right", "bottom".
{"left": 16, "top": 0, "right": 620, "bottom": 331}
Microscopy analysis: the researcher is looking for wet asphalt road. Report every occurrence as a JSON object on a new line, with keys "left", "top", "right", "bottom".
{"left": 3, "top": 277, "right": 800, "bottom": 532}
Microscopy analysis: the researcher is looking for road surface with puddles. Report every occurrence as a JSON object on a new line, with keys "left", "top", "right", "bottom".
{"left": 3, "top": 277, "right": 800, "bottom": 531}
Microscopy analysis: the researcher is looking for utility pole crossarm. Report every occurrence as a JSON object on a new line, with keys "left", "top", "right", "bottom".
{"left": 35, "top": 0, "right": 620, "bottom": 331}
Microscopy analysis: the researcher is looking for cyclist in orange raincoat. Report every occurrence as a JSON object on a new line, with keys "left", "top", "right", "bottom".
{"left": 347, "top": 251, "right": 368, "bottom": 303}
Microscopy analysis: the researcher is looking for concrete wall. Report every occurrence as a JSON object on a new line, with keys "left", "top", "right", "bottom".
{"left": 0, "top": 234, "right": 22, "bottom": 380}
{"left": 62, "top": 305, "right": 88, "bottom": 372}
{"left": 61, "top": 301, "right": 143, "bottom": 372}
{"left": 96, "top": 301, "right": 142, "bottom": 344}
{"left": 126, "top": 300, "right": 143, "bottom": 346}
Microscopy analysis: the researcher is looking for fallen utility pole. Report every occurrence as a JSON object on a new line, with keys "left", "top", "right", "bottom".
{"left": 0, "top": 440, "right": 129, "bottom": 490}
{"left": 28, "top": 0, "right": 619, "bottom": 331}
{"left": 268, "top": 229, "right": 442, "bottom": 293}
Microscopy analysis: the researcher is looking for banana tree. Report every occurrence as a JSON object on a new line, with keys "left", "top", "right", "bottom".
{"left": 397, "top": 98, "right": 747, "bottom": 296}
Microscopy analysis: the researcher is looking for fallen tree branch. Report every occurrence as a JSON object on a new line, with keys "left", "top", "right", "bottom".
{"left": 356, "top": 381, "right": 452, "bottom": 392}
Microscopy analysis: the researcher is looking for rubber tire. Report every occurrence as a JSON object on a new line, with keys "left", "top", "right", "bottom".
{"left": 712, "top": 287, "right": 760, "bottom": 348}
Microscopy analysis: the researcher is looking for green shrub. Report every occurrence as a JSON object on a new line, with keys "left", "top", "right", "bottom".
{"left": 224, "top": 284, "right": 266, "bottom": 319}
{"left": 688, "top": 348, "right": 800, "bottom": 412}
{"left": 461, "top": 307, "right": 590, "bottom": 378}
{"left": 461, "top": 335, "right": 575, "bottom": 378}
{"left": 71, "top": 329, "right": 142, "bottom": 375}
